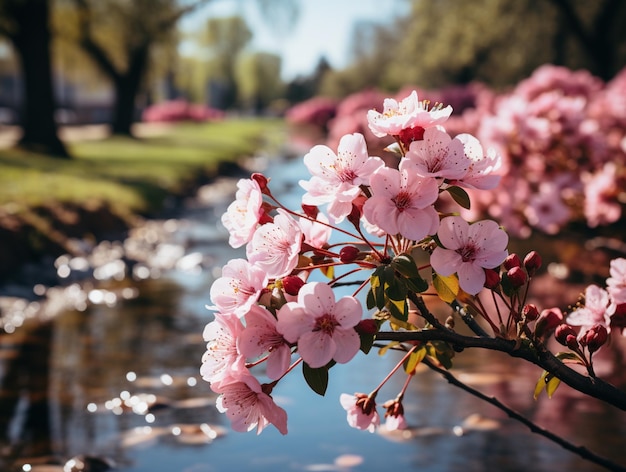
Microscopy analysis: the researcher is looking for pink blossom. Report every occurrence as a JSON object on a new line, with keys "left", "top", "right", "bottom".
{"left": 405, "top": 126, "right": 469, "bottom": 180}
{"left": 300, "top": 133, "right": 384, "bottom": 223}
{"left": 607, "top": 258, "right": 626, "bottom": 305}
{"left": 367, "top": 90, "right": 452, "bottom": 138}
{"left": 200, "top": 312, "right": 246, "bottom": 386}
{"left": 213, "top": 371, "right": 288, "bottom": 435}
{"left": 246, "top": 209, "right": 303, "bottom": 279}
{"left": 340, "top": 393, "right": 380, "bottom": 432}
{"left": 276, "top": 282, "right": 361, "bottom": 368}
{"left": 238, "top": 305, "right": 292, "bottom": 380}
{"left": 209, "top": 259, "right": 268, "bottom": 318}
{"left": 567, "top": 284, "right": 611, "bottom": 334}
{"left": 523, "top": 183, "right": 571, "bottom": 234}
{"left": 382, "top": 398, "right": 407, "bottom": 431}
{"left": 430, "top": 216, "right": 509, "bottom": 295}
{"left": 363, "top": 159, "right": 439, "bottom": 241}
{"left": 221, "top": 178, "right": 264, "bottom": 248}
{"left": 449, "top": 134, "right": 502, "bottom": 190}
{"left": 299, "top": 213, "right": 331, "bottom": 249}
{"left": 583, "top": 163, "right": 621, "bottom": 228}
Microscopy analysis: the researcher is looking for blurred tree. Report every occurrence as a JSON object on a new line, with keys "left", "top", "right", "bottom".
{"left": 235, "top": 51, "right": 282, "bottom": 112}
{"left": 64, "top": 0, "right": 209, "bottom": 135}
{"left": 0, "top": 0, "right": 69, "bottom": 157}
{"left": 203, "top": 15, "right": 252, "bottom": 110}
{"left": 324, "top": 0, "right": 626, "bottom": 94}
{"left": 285, "top": 56, "right": 332, "bottom": 103}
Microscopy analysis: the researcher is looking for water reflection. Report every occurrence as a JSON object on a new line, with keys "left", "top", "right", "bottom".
{"left": 0, "top": 156, "right": 625, "bottom": 471}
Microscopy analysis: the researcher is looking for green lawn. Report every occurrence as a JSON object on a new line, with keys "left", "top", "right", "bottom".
{"left": 0, "top": 118, "right": 285, "bottom": 219}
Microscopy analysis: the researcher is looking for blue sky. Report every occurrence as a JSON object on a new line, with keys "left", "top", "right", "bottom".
{"left": 179, "top": 0, "right": 409, "bottom": 80}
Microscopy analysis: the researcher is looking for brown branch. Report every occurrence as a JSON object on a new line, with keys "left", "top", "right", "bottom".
{"left": 375, "top": 328, "right": 626, "bottom": 411}
{"left": 423, "top": 357, "right": 626, "bottom": 472}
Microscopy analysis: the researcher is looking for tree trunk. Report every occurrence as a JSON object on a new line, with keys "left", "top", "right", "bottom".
{"left": 10, "top": 0, "right": 69, "bottom": 157}
{"left": 110, "top": 46, "right": 149, "bottom": 136}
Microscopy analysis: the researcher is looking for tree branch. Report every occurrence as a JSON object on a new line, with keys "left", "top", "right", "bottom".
{"left": 423, "top": 357, "right": 626, "bottom": 472}
{"left": 375, "top": 328, "right": 626, "bottom": 411}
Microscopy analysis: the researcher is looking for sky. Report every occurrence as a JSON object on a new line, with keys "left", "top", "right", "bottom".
{"left": 179, "top": 0, "right": 409, "bottom": 81}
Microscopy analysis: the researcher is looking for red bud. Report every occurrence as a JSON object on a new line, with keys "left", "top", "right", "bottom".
{"left": 555, "top": 324, "right": 578, "bottom": 349}
{"left": 522, "top": 303, "right": 539, "bottom": 321}
{"left": 484, "top": 268, "right": 500, "bottom": 289}
{"left": 282, "top": 276, "right": 305, "bottom": 296}
{"left": 534, "top": 308, "right": 564, "bottom": 338}
{"left": 503, "top": 253, "right": 522, "bottom": 270}
{"left": 506, "top": 266, "right": 527, "bottom": 288}
{"left": 356, "top": 319, "right": 378, "bottom": 335}
{"left": 581, "top": 325, "right": 608, "bottom": 353}
{"left": 523, "top": 251, "right": 542, "bottom": 275}
{"left": 339, "top": 246, "right": 360, "bottom": 263}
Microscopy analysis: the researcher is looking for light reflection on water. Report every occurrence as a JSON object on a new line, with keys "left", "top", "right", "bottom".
{"left": 2, "top": 156, "right": 626, "bottom": 472}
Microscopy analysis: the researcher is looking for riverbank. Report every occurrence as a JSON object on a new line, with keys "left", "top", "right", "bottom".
{"left": 0, "top": 119, "right": 286, "bottom": 285}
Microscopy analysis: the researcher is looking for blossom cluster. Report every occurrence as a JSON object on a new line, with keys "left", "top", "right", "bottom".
{"left": 201, "top": 90, "right": 508, "bottom": 434}
{"left": 201, "top": 88, "right": 623, "bottom": 436}
{"left": 288, "top": 65, "right": 626, "bottom": 237}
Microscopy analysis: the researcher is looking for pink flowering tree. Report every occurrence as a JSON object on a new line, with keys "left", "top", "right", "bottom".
{"left": 201, "top": 89, "right": 626, "bottom": 471}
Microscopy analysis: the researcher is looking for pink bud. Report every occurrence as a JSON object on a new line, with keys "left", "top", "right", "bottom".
{"left": 484, "top": 268, "right": 500, "bottom": 289}
{"left": 581, "top": 325, "right": 608, "bottom": 353}
{"left": 523, "top": 251, "right": 542, "bottom": 275}
{"left": 555, "top": 324, "right": 578, "bottom": 349}
{"left": 282, "top": 276, "right": 305, "bottom": 296}
{"left": 534, "top": 307, "right": 564, "bottom": 338}
{"left": 506, "top": 266, "right": 527, "bottom": 288}
{"left": 503, "top": 253, "right": 522, "bottom": 270}
{"left": 522, "top": 303, "right": 539, "bottom": 321}
{"left": 356, "top": 319, "right": 378, "bottom": 335}
{"left": 339, "top": 246, "right": 360, "bottom": 263}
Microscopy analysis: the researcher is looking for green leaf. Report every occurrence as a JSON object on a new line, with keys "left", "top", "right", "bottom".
{"left": 359, "top": 332, "right": 375, "bottom": 354}
{"left": 533, "top": 370, "right": 549, "bottom": 400}
{"left": 391, "top": 254, "right": 421, "bottom": 279}
{"left": 406, "top": 275, "right": 429, "bottom": 293}
{"left": 303, "top": 363, "right": 329, "bottom": 396}
{"left": 555, "top": 351, "right": 586, "bottom": 365}
{"left": 546, "top": 376, "right": 561, "bottom": 398}
{"left": 427, "top": 340, "right": 455, "bottom": 369}
{"left": 432, "top": 272, "right": 459, "bottom": 303}
{"left": 404, "top": 346, "right": 426, "bottom": 373}
{"left": 447, "top": 185, "right": 471, "bottom": 210}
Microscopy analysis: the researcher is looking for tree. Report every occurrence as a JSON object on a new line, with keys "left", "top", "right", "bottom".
{"left": 0, "top": 0, "right": 69, "bottom": 157}
{"left": 65, "top": 0, "right": 209, "bottom": 135}
{"left": 235, "top": 51, "right": 282, "bottom": 112}
{"left": 204, "top": 15, "right": 252, "bottom": 110}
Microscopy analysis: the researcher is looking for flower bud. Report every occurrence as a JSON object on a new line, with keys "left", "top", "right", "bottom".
{"left": 339, "top": 245, "right": 360, "bottom": 263}
{"left": 399, "top": 125, "right": 425, "bottom": 147}
{"left": 534, "top": 308, "right": 564, "bottom": 338}
{"left": 356, "top": 319, "right": 378, "bottom": 335}
{"left": 523, "top": 251, "right": 542, "bottom": 275}
{"left": 483, "top": 268, "right": 500, "bottom": 289}
{"left": 301, "top": 204, "right": 319, "bottom": 219}
{"left": 521, "top": 303, "right": 539, "bottom": 321}
{"left": 580, "top": 325, "right": 608, "bottom": 353}
{"left": 506, "top": 266, "right": 527, "bottom": 288}
{"left": 555, "top": 324, "right": 578, "bottom": 349}
{"left": 503, "top": 253, "right": 522, "bottom": 270}
{"left": 251, "top": 173, "right": 270, "bottom": 193}
{"left": 282, "top": 276, "right": 305, "bottom": 296}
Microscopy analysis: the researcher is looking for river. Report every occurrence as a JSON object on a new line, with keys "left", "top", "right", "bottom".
{"left": 1, "top": 153, "right": 625, "bottom": 472}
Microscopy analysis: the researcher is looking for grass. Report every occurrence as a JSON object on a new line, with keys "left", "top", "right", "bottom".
{"left": 0, "top": 118, "right": 286, "bottom": 219}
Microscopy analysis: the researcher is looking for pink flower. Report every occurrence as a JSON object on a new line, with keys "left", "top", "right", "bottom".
{"left": 299, "top": 213, "right": 331, "bottom": 249}
{"left": 382, "top": 398, "right": 407, "bottom": 431}
{"left": 449, "top": 135, "right": 502, "bottom": 190}
{"left": 607, "top": 258, "right": 626, "bottom": 305}
{"left": 238, "top": 305, "right": 292, "bottom": 380}
{"left": 523, "top": 183, "right": 570, "bottom": 234}
{"left": 405, "top": 126, "right": 469, "bottom": 180}
{"left": 276, "top": 282, "right": 361, "bottom": 368}
{"left": 300, "top": 133, "right": 384, "bottom": 223}
{"left": 200, "top": 312, "right": 246, "bottom": 386}
{"left": 213, "top": 371, "right": 288, "bottom": 435}
{"left": 567, "top": 284, "right": 611, "bottom": 334}
{"left": 363, "top": 159, "right": 439, "bottom": 241}
{"left": 583, "top": 163, "right": 621, "bottom": 228}
{"left": 340, "top": 393, "right": 380, "bottom": 432}
{"left": 246, "top": 209, "right": 302, "bottom": 279}
{"left": 367, "top": 90, "right": 452, "bottom": 138}
{"left": 221, "top": 178, "right": 264, "bottom": 248}
{"left": 209, "top": 259, "right": 268, "bottom": 318}
{"left": 430, "top": 216, "right": 509, "bottom": 295}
